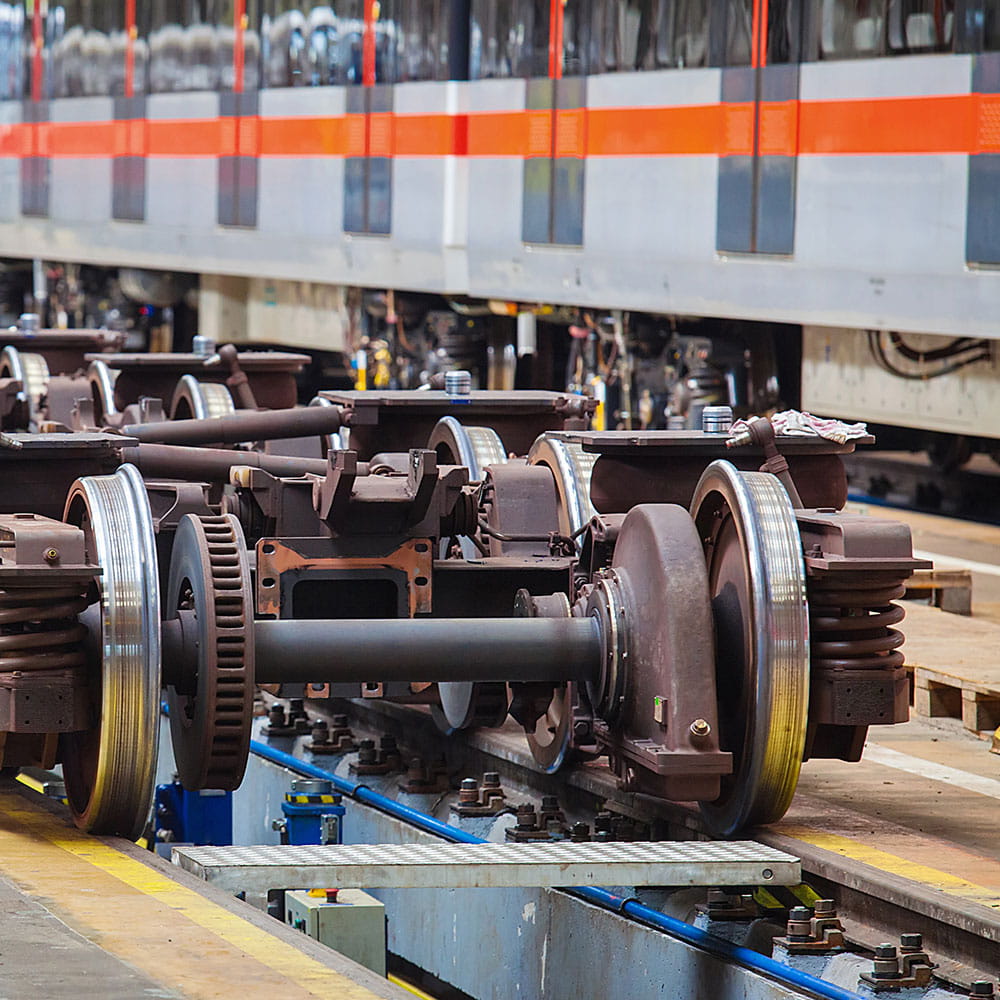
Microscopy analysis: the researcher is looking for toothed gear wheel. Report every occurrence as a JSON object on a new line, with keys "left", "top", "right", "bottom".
{"left": 166, "top": 513, "right": 254, "bottom": 790}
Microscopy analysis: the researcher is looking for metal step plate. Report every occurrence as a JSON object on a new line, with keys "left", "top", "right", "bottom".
{"left": 172, "top": 840, "right": 800, "bottom": 894}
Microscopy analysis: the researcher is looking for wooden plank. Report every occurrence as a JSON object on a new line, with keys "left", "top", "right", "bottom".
{"left": 902, "top": 602, "right": 1000, "bottom": 693}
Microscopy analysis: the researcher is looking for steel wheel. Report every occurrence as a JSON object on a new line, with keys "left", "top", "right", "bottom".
{"left": 170, "top": 374, "right": 236, "bottom": 421}
{"left": 62, "top": 464, "right": 161, "bottom": 838}
{"left": 1, "top": 347, "right": 48, "bottom": 427}
{"left": 87, "top": 359, "right": 120, "bottom": 425}
{"left": 527, "top": 434, "right": 597, "bottom": 549}
{"left": 692, "top": 460, "right": 809, "bottom": 835}
{"left": 429, "top": 416, "right": 507, "bottom": 483}
{"left": 429, "top": 416, "right": 509, "bottom": 731}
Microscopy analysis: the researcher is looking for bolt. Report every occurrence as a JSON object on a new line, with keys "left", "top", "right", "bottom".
{"left": 515, "top": 805, "right": 538, "bottom": 830}
{"left": 43, "top": 547, "right": 59, "bottom": 563}
{"left": 573, "top": 720, "right": 590, "bottom": 740}
{"left": 870, "top": 943, "right": 901, "bottom": 980}
{"left": 458, "top": 777, "right": 479, "bottom": 805}
{"left": 813, "top": 899, "right": 836, "bottom": 917}
{"left": 357, "top": 738, "right": 377, "bottom": 764}
{"left": 570, "top": 822, "right": 590, "bottom": 842}
{"left": 899, "top": 933, "right": 923, "bottom": 952}
{"left": 970, "top": 983, "right": 995, "bottom": 999}
{"left": 786, "top": 905, "right": 814, "bottom": 941}
{"left": 267, "top": 705, "right": 286, "bottom": 727}
{"left": 311, "top": 722, "right": 330, "bottom": 744}
{"left": 689, "top": 718, "right": 711, "bottom": 737}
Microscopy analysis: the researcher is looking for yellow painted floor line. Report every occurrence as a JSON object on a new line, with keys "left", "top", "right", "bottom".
{"left": 781, "top": 825, "right": 1000, "bottom": 910}
{"left": 0, "top": 792, "right": 384, "bottom": 1000}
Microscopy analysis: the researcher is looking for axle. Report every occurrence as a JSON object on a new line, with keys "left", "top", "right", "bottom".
{"left": 122, "top": 402, "right": 345, "bottom": 445}
{"left": 122, "top": 443, "right": 335, "bottom": 482}
{"left": 164, "top": 615, "right": 602, "bottom": 687}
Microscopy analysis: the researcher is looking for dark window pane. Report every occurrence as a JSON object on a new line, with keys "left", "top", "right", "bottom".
{"left": 817, "top": 0, "right": 887, "bottom": 58}
{"left": 722, "top": 0, "right": 753, "bottom": 64}
{"left": 673, "top": 0, "right": 710, "bottom": 66}
{"left": 0, "top": 4, "right": 25, "bottom": 100}
{"left": 148, "top": 0, "right": 220, "bottom": 92}
{"left": 886, "top": 0, "right": 955, "bottom": 52}
{"left": 987, "top": 0, "right": 1000, "bottom": 48}
{"left": 766, "top": 0, "right": 800, "bottom": 62}
{"left": 562, "top": 0, "right": 602, "bottom": 75}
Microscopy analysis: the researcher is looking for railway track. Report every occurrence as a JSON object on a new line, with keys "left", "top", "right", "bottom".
{"left": 241, "top": 694, "right": 1000, "bottom": 996}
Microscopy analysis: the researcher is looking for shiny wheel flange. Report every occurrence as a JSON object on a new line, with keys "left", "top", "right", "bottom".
{"left": 429, "top": 416, "right": 507, "bottom": 483}
{"left": 62, "top": 464, "right": 161, "bottom": 838}
{"left": 691, "top": 460, "right": 809, "bottom": 835}
{"left": 429, "top": 416, "right": 510, "bottom": 731}
{"left": 170, "top": 374, "right": 237, "bottom": 421}
{"left": 1, "top": 347, "right": 49, "bottom": 427}
{"left": 166, "top": 513, "right": 254, "bottom": 790}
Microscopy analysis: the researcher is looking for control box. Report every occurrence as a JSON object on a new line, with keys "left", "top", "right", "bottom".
{"left": 284, "top": 888, "right": 386, "bottom": 977}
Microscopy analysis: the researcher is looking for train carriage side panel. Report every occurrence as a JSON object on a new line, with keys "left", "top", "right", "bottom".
{"left": 49, "top": 96, "right": 113, "bottom": 225}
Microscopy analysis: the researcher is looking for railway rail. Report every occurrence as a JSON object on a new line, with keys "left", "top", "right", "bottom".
{"left": 228, "top": 687, "right": 1000, "bottom": 998}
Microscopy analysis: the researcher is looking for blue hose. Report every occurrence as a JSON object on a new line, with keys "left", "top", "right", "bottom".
{"left": 250, "top": 738, "right": 863, "bottom": 1000}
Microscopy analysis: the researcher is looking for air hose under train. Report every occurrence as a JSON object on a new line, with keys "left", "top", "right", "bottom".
{"left": 249, "top": 739, "right": 864, "bottom": 1000}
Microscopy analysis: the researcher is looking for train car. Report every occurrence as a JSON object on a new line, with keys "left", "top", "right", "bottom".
{"left": 0, "top": 0, "right": 995, "bottom": 458}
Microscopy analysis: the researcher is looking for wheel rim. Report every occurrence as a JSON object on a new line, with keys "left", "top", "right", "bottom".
{"left": 170, "top": 374, "right": 236, "bottom": 421}
{"left": 429, "top": 416, "right": 509, "bottom": 730}
{"left": 62, "top": 464, "right": 161, "bottom": 838}
{"left": 692, "top": 460, "right": 809, "bottom": 835}
{"left": 527, "top": 434, "right": 597, "bottom": 548}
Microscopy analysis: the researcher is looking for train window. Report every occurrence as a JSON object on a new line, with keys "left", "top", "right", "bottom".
{"left": 671, "top": 0, "right": 711, "bottom": 66}
{"left": 886, "top": 0, "right": 954, "bottom": 51}
{"left": 981, "top": 0, "right": 1000, "bottom": 48}
{"left": 0, "top": 3, "right": 24, "bottom": 100}
{"left": 562, "top": 0, "right": 603, "bottom": 75}
{"left": 766, "top": 0, "right": 801, "bottom": 62}
{"left": 603, "top": 0, "right": 659, "bottom": 71}
{"left": 470, "top": 0, "right": 514, "bottom": 78}
{"left": 817, "top": 0, "right": 887, "bottom": 58}
{"left": 721, "top": 0, "right": 753, "bottom": 64}
{"left": 395, "top": 0, "right": 448, "bottom": 81}
{"left": 148, "top": 1, "right": 219, "bottom": 92}
{"left": 470, "top": 0, "right": 547, "bottom": 78}
{"left": 48, "top": 2, "right": 140, "bottom": 98}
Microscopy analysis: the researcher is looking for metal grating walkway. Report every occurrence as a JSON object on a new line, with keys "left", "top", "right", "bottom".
{"left": 172, "top": 840, "right": 801, "bottom": 894}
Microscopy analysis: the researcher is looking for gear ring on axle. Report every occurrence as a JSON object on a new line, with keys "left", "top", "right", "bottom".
{"left": 166, "top": 513, "right": 254, "bottom": 790}
{"left": 62, "top": 464, "right": 161, "bottom": 839}
{"left": 691, "top": 460, "right": 810, "bottom": 836}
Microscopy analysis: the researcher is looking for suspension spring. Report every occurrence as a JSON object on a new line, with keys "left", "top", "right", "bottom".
{"left": 808, "top": 571, "right": 908, "bottom": 672}
{"left": 0, "top": 583, "right": 89, "bottom": 673}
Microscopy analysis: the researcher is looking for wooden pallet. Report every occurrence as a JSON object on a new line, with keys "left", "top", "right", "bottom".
{"left": 903, "top": 568, "right": 973, "bottom": 616}
{"left": 901, "top": 602, "right": 1000, "bottom": 733}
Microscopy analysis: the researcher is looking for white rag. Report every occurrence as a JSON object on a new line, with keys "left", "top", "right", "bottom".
{"left": 729, "top": 410, "right": 868, "bottom": 446}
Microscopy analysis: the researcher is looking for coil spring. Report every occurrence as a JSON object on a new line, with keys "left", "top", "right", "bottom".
{"left": 808, "top": 572, "right": 907, "bottom": 672}
{"left": 0, "top": 584, "right": 89, "bottom": 673}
